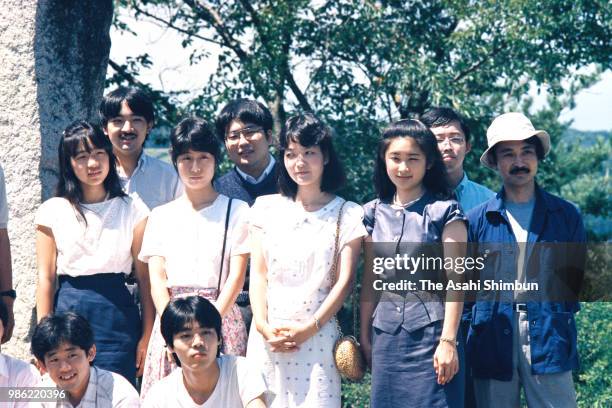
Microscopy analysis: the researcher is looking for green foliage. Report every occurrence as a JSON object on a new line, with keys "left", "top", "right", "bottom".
{"left": 574, "top": 303, "right": 612, "bottom": 407}
{"left": 342, "top": 372, "right": 371, "bottom": 408}
{"left": 110, "top": 0, "right": 610, "bottom": 205}
{"left": 113, "top": 2, "right": 611, "bottom": 403}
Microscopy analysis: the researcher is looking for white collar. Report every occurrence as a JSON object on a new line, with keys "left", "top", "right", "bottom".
{"left": 235, "top": 155, "right": 275, "bottom": 184}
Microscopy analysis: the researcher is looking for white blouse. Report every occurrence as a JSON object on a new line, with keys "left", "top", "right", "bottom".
{"left": 139, "top": 194, "right": 250, "bottom": 288}
{"left": 250, "top": 194, "right": 367, "bottom": 322}
{"left": 35, "top": 196, "right": 149, "bottom": 276}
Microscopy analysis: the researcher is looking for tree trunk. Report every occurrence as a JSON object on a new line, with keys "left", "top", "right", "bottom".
{"left": 0, "top": 0, "right": 113, "bottom": 358}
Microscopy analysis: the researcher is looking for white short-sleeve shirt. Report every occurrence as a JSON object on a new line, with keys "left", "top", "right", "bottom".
{"left": 0, "top": 354, "right": 41, "bottom": 408}
{"left": 35, "top": 196, "right": 149, "bottom": 276}
{"left": 143, "top": 355, "right": 268, "bottom": 408}
{"left": 139, "top": 194, "right": 250, "bottom": 288}
{"left": 0, "top": 164, "right": 8, "bottom": 228}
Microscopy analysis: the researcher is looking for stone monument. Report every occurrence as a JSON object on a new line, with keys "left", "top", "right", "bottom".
{"left": 0, "top": 0, "right": 113, "bottom": 358}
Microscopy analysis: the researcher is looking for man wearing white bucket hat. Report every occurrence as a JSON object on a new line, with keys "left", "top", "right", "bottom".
{"left": 465, "top": 112, "right": 585, "bottom": 407}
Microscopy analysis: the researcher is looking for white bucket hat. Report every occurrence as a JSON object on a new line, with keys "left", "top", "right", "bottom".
{"left": 480, "top": 112, "right": 551, "bottom": 169}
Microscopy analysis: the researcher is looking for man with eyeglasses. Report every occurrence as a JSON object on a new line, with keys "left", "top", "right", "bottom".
{"left": 421, "top": 107, "right": 494, "bottom": 408}
{"left": 214, "top": 99, "right": 279, "bottom": 332}
{"left": 421, "top": 107, "right": 494, "bottom": 212}
{"left": 214, "top": 99, "right": 278, "bottom": 206}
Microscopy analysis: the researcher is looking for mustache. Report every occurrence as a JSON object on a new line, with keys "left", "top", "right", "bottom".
{"left": 509, "top": 166, "right": 530, "bottom": 174}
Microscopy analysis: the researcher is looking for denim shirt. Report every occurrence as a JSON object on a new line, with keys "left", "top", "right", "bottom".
{"left": 455, "top": 172, "right": 495, "bottom": 213}
{"left": 466, "top": 185, "right": 586, "bottom": 380}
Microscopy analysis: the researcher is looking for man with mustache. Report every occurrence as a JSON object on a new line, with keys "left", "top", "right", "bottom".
{"left": 213, "top": 99, "right": 279, "bottom": 329}
{"left": 100, "top": 87, "right": 182, "bottom": 210}
{"left": 421, "top": 107, "right": 494, "bottom": 212}
{"left": 466, "top": 113, "right": 585, "bottom": 407}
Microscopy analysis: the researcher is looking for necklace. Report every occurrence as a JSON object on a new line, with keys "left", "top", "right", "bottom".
{"left": 393, "top": 192, "right": 424, "bottom": 208}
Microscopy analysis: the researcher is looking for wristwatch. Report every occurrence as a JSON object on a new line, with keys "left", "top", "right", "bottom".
{"left": 0, "top": 289, "right": 16, "bottom": 299}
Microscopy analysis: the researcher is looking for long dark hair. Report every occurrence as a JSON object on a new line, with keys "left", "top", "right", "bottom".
{"left": 374, "top": 119, "right": 452, "bottom": 200}
{"left": 277, "top": 113, "right": 346, "bottom": 199}
{"left": 56, "top": 120, "right": 125, "bottom": 222}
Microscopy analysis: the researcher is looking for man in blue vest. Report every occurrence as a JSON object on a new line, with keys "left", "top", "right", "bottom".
{"left": 214, "top": 99, "right": 278, "bottom": 206}
{"left": 467, "top": 112, "right": 585, "bottom": 407}
{"left": 214, "top": 99, "right": 280, "bottom": 329}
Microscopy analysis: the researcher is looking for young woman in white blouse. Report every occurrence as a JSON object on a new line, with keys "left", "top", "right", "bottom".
{"left": 139, "top": 117, "right": 250, "bottom": 397}
{"left": 247, "top": 113, "right": 367, "bottom": 407}
{"left": 35, "top": 120, "right": 154, "bottom": 385}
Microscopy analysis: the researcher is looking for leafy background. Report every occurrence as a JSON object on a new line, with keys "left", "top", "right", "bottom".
{"left": 116, "top": 1, "right": 611, "bottom": 405}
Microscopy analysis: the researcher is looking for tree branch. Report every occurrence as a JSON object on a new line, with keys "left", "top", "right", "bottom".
{"left": 129, "top": 0, "right": 224, "bottom": 47}
{"left": 237, "top": 0, "right": 312, "bottom": 111}
{"left": 108, "top": 59, "right": 177, "bottom": 115}
{"left": 182, "top": 0, "right": 250, "bottom": 62}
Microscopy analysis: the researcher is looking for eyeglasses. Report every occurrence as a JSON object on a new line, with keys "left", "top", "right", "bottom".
{"left": 436, "top": 136, "right": 466, "bottom": 146}
{"left": 226, "top": 126, "right": 263, "bottom": 143}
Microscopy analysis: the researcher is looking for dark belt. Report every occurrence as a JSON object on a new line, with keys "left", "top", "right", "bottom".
{"left": 58, "top": 273, "right": 126, "bottom": 287}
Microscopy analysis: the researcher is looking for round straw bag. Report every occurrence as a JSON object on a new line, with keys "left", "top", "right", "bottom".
{"left": 330, "top": 201, "right": 365, "bottom": 381}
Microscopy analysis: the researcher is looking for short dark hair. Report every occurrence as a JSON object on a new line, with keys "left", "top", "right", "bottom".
{"left": 420, "top": 107, "right": 471, "bottom": 144}
{"left": 0, "top": 301, "right": 7, "bottom": 329}
{"left": 99, "top": 86, "right": 155, "bottom": 127}
{"left": 488, "top": 135, "right": 545, "bottom": 165}
{"left": 374, "top": 119, "right": 453, "bottom": 200}
{"left": 160, "top": 296, "right": 222, "bottom": 355}
{"left": 31, "top": 312, "right": 95, "bottom": 362}
{"left": 170, "top": 117, "right": 220, "bottom": 169}
{"left": 215, "top": 99, "right": 273, "bottom": 142}
{"left": 277, "top": 113, "right": 346, "bottom": 199}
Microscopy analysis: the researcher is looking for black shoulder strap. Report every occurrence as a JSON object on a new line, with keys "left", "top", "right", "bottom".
{"left": 217, "top": 198, "right": 233, "bottom": 299}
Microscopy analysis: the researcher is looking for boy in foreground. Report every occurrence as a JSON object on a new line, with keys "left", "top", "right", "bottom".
{"left": 32, "top": 312, "right": 139, "bottom": 407}
{"left": 143, "top": 296, "right": 269, "bottom": 407}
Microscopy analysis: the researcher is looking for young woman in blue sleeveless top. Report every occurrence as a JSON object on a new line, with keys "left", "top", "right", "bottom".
{"left": 360, "top": 119, "right": 467, "bottom": 408}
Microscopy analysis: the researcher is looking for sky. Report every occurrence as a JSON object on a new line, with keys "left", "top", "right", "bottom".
{"left": 109, "top": 11, "right": 611, "bottom": 132}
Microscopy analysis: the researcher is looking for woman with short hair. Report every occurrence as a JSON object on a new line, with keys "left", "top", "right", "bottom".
{"left": 247, "top": 113, "right": 367, "bottom": 407}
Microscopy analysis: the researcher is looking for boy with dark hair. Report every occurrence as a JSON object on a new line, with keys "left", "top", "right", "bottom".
{"left": 213, "top": 98, "right": 278, "bottom": 206}
{"left": 0, "top": 301, "right": 40, "bottom": 406}
{"left": 213, "top": 99, "right": 280, "bottom": 329}
{"left": 421, "top": 107, "right": 495, "bottom": 408}
{"left": 32, "top": 312, "right": 139, "bottom": 407}
{"left": 143, "top": 296, "right": 268, "bottom": 407}
{"left": 421, "top": 107, "right": 494, "bottom": 212}
{"left": 100, "top": 86, "right": 182, "bottom": 210}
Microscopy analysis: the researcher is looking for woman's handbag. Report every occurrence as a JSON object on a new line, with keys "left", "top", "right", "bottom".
{"left": 330, "top": 201, "right": 366, "bottom": 381}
